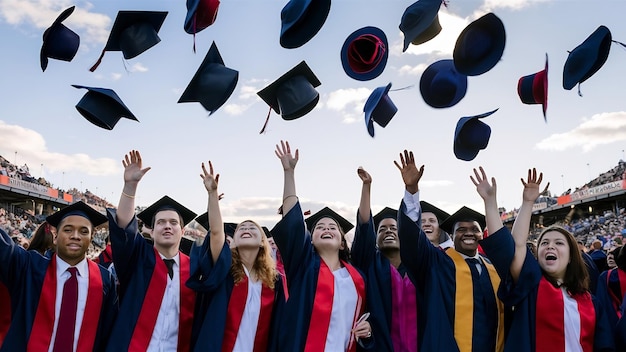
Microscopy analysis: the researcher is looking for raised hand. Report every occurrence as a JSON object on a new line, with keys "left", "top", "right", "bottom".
{"left": 471, "top": 166, "right": 496, "bottom": 201}
{"left": 122, "top": 150, "right": 150, "bottom": 184}
{"left": 275, "top": 140, "right": 299, "bottom": 171}
{"left": 520, "top": 168, "right": 549, "bottom": 203}
{"left": 393, "top": 150, "right": 424, "bottom": 192}
{"left": 200, "top": 161, "right": 220, "bottom": 194}
{"left": 357, "top": 167, "right": 372, "bottom": 185}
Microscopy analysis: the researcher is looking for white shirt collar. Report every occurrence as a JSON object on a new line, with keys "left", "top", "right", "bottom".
{"left": 56, "top": 255, "right": 89, "bottom": 277}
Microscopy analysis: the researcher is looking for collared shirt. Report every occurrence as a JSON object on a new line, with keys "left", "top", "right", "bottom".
{"left": 232, "top": 265, "right": 263, "bottom": 351}
{"left": 326, "top": 267, "right": 358, "bottom": 351}
{"left": 49, "top": 257, "right": 89, "bottom": 352}
{"left": 147, "top": 253, "right": 181, "bottom": 352}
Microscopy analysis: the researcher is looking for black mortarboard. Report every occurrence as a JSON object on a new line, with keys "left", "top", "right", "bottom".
{"left": 224, "top": 222, "right": 238, "bottom": 237}
{"left": 305, "top": 207, "right": 354, "bottom": 233}
{"left": 420, "top": 201, "right": 450, "bottom": 222}
{"left": 137, "top": 195, "right": 197, "bottom": 228}
{"left": 41, "top": 6, "right": 80, "bottom": 72}
{"left": 194, "top": 212, "right": 236, "bottom": 238}
{"left": 262, "top": 226, "right": 271, "bottom": 238}
{"left": 46, "top": 201, "right": 107, "bottom": 228}
{"left": 89, "top": 11, "right": 168, "bottom": 71}
{"left": 179, "top": 236, "right": 194, "bottom": 255}
{"left": 373, "top": 207, "right": 398, "bottom": 230}
{"left": 72, "top": 85, "right": 138, "bottom": 130}
{"left": 439, "top": 206, "right": 485, "bottom": 234}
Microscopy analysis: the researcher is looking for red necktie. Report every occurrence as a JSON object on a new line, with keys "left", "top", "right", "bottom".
{"left": 53, "top": 267, "right": 78, "bottom": 352}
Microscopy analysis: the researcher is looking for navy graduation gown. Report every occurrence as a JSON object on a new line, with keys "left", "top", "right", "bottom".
{"left": 0, "top": 228, "right": 117, "bottom": 352}
{"left": 480, "top": 228, "right": 615, "bottom": 352}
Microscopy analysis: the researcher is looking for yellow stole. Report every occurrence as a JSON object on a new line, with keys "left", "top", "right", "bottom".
{"left": 447, "top": 248, "right": 505, "bottom": 352}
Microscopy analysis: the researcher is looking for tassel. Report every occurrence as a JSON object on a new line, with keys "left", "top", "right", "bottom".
{"left": 577, "top": 83, "right": 583, "bottom": 97}
{"left": 89, "top": 49, "right": 106, "bottom": 72}
{"left": 612, "top": 39, "right": 626, "bottom": 50}
{"left": 259, "top": 106, "right": 272, "bottom": 134}
{"left": 390, "top": 84, "right": 414, "bottom": 92}
{"left": 303, "top": 210, "right": 311, "bottom": 216}
{"left": 442, "top": 0, "right": 449, "bottom": 8}
{"left": 193, "top": 16, "right": 197, "bottom": 54}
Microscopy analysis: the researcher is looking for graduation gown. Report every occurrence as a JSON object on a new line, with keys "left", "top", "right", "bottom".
{"left": 0, "top": 228, "right": 117, "bottom": 352}
{"left": 397, "top": 202, "right": 506, "bottom": 352}
{"left": 596, "top": 268, "right": 626, "bottom": 340}
{"left": 0, "top": 282, "right": 10, "bottom": 346}
{"left": 105, "top": 209, "right": 195, "bottom": 352}
{"left": 352, "top": 211, "right": 419, "bottom": 352}
{"left": 268, "top": 202, "right": 373, "bottom": 351}
{"left": 480, "top": 227, "right": 615, "bottom": 352}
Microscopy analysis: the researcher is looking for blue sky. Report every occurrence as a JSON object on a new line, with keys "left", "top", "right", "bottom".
{"left": 1, "top": 0, "right": 626, "bottom": 231}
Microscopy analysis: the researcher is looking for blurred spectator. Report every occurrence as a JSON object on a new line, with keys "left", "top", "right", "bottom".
{"left": 607, "top": 246, "right": 621, "bottom": 270}
{"left": 589, "top": 239, "right": 609, "bottom": 273}
{"left": 28, "top": 222, "right": 55, "bottom": 256}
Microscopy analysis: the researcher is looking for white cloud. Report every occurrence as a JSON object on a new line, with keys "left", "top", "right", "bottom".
{"left": 481, "top": 0, "right": 550, "bottom": 11}
{"left": 399, "top": 11, "right": 469, "bottom": 58}
{"left": 129, "top": 62, "right": 148, "bottom": 73}
{"left": 535, "top": 112, "right": 626, "bottom": 152}
{"left": 0, "top": 120, "right": 119, "bottom": 176}
{"left": 111, "top": 73, "right": 122, "bottom": 81}
{"left": 324, "top": 88, "right": 371, "bottom": 124}
{"left": 398, "top": 63, "right": 428, "bottom": 76}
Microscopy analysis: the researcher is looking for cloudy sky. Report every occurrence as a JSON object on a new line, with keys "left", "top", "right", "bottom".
{"left": 1, "top": 0, "right": 626, "bottom": 230}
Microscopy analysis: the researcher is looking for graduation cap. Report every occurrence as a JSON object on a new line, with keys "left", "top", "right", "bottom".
{"left": 399, "top": 0, "right": 444, "bottom": 52}
{"left": 179, "top": 236, "right": 194, "bottom": 256}
{"left": 137, "top": 195, "right": 197, "bottom": 228}
{"left": 262, "top": 226, "right": 271, "bottom": 238}
{"left": 562, "top": 25, "right": 613, "bottom": 92}
{"left": 46, "top": 201, "right": 107, "bottom": 228}
{"left": 453, "top": 12, "right": 506, "bottom": 76}
{"left": 184, "top": 0, "right": 220, "bottom": 35}
{"left": 341, "top": 26, "right": 388, "bottom": 81}
{"left": 257, "top": 60, "right": 321, "bottom": 132}
{"left": 453, "top": 108, "right": 497, "bottom": 161}
{"left": 420, "top": 201, "right": 450, "bottom": 222}
{"left": 518, "top": 53, "right": 548, "bottom": 122}
{"left": 40, "top": 6, "right": 80, "bottom": 72}
{"left": 193, "top": 212, "right": 236, "bottom": 238}
{"left": 224, "top": 222, "right": 238, "bottom": 238}
{"left": 304, "top": 207, "right": 354, "bottom": 233}
{"left": 178, "top": 41, "right": 239, "bottom": 115}
{"left": 89, "top": 11, "right": 168, "bottom": 72}
{"left": 420, "top": 59, "right": 467, "bottom": 108}
{"left": 373, "top": 207, "right": 398, "bottom": 230}
{"left": 439, "top": 206, "right": 485, "bottom": 234}
{"left": 72, "top": 85, "right": 138, "bottom": 130}
{"left": 280, "top": 0, "right": 331, "bottom": 49}
{"left": 364, "top": 83, "right": 397, "bottom": 137}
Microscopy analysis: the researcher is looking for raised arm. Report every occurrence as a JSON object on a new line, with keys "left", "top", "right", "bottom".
{"left": 357, "top": 167, "right": 372, "bottom": 224}
{"left": 394, "top": 150, "right": 423, "bottom": 196}
{"left": 275, "top": 140, "right": 299, "bottom": 215}
{"left": 116, "top": 150, "right": 151, "bottom": 228}
{"left": 201, "top": 161, "right": 224, "bottom": 264}
{"left": 471, "top": 166, "right": 503, "bottom": 235}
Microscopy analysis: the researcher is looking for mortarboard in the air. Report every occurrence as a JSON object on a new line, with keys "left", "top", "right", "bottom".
{"left": 257, "top": 60, "right": 321, "bottom": 133}
{"left": 453, "top": 12, "right": 506, "bottom": 76}
{"left": 41, "top": 6, "right": 80, "bottom": 72}
{"left": 72, "top": 85, "right": 138, "bottom": 130}
{"left": 439, "top": 206, "right": 485, "bottom": 234}
{"left": 280, "top": 0, "right": 331, "bottom": 49}
{"left": 420, "top": 201, "right": 450, "bottom": 222}
{"left": 420, "top": 59, "right": 467, "bottom": 108}
{"left": 341, "top": 26, "right": 388, "bottom": 81}
{"left": 518, "top": 53, "right": 548, "bottom": 122}
{"left": 453, "top": 108, "right": 497, "bottom": 161}
{"left": 178, "top": 41, "right": 239, "bottom": 115}
{"left": 46, "top": 201, "right": 107, "bottom": 228}
{"left": 184, "top": 0, "right": 220, "bottom": 35}
{"left": 364, "top": 83, "right": 397, "bottom": 137}
{"left": 399, "top": 0, "right": 444, "bottom": 52}
{"left": 562, "top": 25, "right": 613, "bottom": 92}
{"left": 137, "top": 195, "right": 197, "bottom": 228}
{"left": 89, "top": 11, "right": 168, "bottom": 72}
{"left": 304, "top": 207, "right": 354, "bottom": 233}
{"left": 373, "top": 207, "right": 398, "bottom": 230}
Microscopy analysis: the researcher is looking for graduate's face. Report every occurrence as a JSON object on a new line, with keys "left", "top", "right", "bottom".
{"left": 151, "top": 210, "right": 183, "bottom": 248}
{"left": 607, "top": 252, "right": 616, "bottom": 268}
{"left": 233, "top": 221, "right": 263, "bottom": 249}
{"left": 54, "top": 215, "right": 92, "bottom": 265}
{"left": 312, "top": 217, "right": 344, "bottom": 252}
{"left": 376, "top": 218, "right": 399, "bottom": 251}
{"left": 421, "top": 212, "right": 441, "bottom": 245}
{"left": 537, "top": 231, "right": 570, "bottom": 282}
{"left": 453, "top": 221, "right": 482, "bottom": 256}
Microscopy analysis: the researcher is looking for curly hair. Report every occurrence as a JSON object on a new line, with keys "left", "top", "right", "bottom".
{"left": 230, "top": 220, "right": 278, "bottom": 289}
{"left": 537, "top": 226, "right": 589, "bottom": 295}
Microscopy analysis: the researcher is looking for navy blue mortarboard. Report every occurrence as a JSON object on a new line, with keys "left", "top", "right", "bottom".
{"left": 41, "top": 6, "right": 80, "bottom": 72}
{"left": 373, "top": 207, "right": 398, "bottom": 230}
{"left": 518, "top": 53, "right": 548, "bottom": 121}
{"left": 341, "top": 26, "right": 388, "bottom": 81}
{"left": 257, "top": 61, "right": 321, "bottom": 132}
{"left": 453, "top": 109, "right": 497, "bottom": 161}
{"left": 305, "top": 207, "right": 354, "bottom": 233}
{"left": 280, "top": 0, "right": 331, "bottom": 49}
{"left": 453, "top": 12, "right": 506, "bottom": 76}
{"left": 399, "top": 0, "right": 443, "bottom": 52}
{"left": 184, "top": 0, "right": 220, "bottom": 35}
{"left": 420, "top": 201, "right": 450, "bottom": 222}
{"left": 364, "top": 83, "right": 397, "bottom": 137}
{"left": 89, "top": 11, "right": 168, "bottom": 72}
{"left": 46, "top": 201, "right": 107, "bottom": 228}
{"left": 439, "top": 206, "right": 485, "bottom": 234}
{"left": 420, "top": 59, "right": 467, "bottom": 108}
{"left": 178, "top": 42, "right": 238, "bottom": 115}
{"left": 72, "top": 85, "right": 138, "bottom": 130}
{"left": 562, "top": 25, "right": 612, "bottom": 91}
{"left": 137, "top": 196, "right": 197, "bottom": 228}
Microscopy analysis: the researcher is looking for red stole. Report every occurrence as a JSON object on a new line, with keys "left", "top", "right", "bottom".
{"left": 222, "top": 275, "right": 275, "bottom": 352}
{"left": 0, "top": 282, "right": 10, "bottom": 345}
{"left": 129, "top": 249, "right": 195, "bottom": 352}
{"left": 536, "top": 277, "right": 595, "bottom": 352}
{"left": 304, "top": 260, "right": 366, "bottom": 352}
{"left": 607, "top": 268, "right": 626, "bottom": 319}
{"left": 27, "top": 255, "right": 103, "bottom": 351}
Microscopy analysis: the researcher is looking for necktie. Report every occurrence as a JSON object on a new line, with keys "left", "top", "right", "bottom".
{"left": 466, "top": 258, "right": 481, "bottom": 277}
{"left": 53, "top": 267, "right": 78, "bottom": 352}
{"left": 164, "top": 259, "right": 175, "bottom": 279}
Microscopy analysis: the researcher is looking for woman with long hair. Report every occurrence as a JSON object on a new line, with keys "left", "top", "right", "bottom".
{"left": 27, "top": 221, "right": 54, "bottom": 256}
{"left": 187, "top": 161, "right": 278, "bottom": 352}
